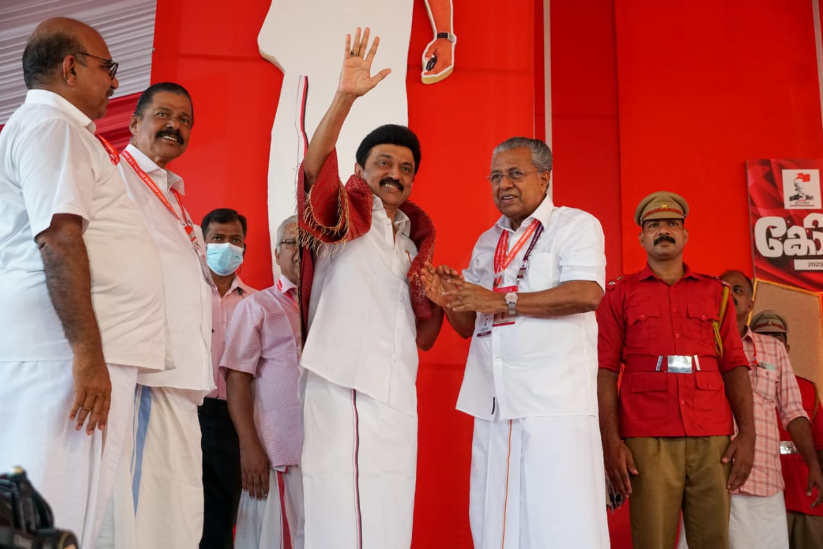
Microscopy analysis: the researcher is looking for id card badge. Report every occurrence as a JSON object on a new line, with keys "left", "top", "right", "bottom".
{"left": 492, "top": 285, "right": 517, "bottom": 328}
{"left": 477, "top": 314, "right": 493, "bottom": 337}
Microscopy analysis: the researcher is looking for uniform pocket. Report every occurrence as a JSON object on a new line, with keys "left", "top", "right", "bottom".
{"left": 626, "top": 302, "right": 661, "bottom": 344}
{"left": 686, "top": 302, "right": 718, "bottom": 344}
{"left": 753, "top": 368, "right": 778, "bottom": 403}
{"left": 628, "top": 373, "right": 673, "bottom": 416}
{"left": 694, "top": 371, "right": 727, "bottom": 419}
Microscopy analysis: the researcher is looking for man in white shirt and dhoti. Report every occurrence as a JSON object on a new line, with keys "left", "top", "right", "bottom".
{"left": 423, "top": 137, "right": 611, "bottom": 548}
{"left": 296, "top": 27, "right": 444, "bottom": 549}
{"left": 97, "top": 82, "right": 214, "bottom": 549}
{"left": 0, "top": 18, "right": 165, "bottom": 548}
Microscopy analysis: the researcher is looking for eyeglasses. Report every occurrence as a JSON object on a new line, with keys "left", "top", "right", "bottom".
{"left": 278, "top": 239, "right": 298, "bottom": 248}
{"left": 74, "top": 51, "right": 119, "bottom": 80}
{"left": 485, "top": 169, "right": 545, "bottom": 186}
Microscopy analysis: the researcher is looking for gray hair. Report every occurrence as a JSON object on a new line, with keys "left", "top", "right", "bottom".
{"left": 276, "top": 215, "right": 298, "bottom": 251}
{"left": 492, "top": 137, "right": 553, "bottom": 172}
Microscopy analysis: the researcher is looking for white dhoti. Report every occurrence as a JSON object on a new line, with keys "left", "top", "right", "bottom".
{"left": 96, "top": 385, "right": 204, "bottom": 549}
{"left": 678, "top": 491, "right": 789, "bottom": 549}
{"left": 0, "top": 360, "right": 137, "bottom": 549}
{"left": 235, "top": 465, "right": 304, "bottom": 549}
{"left": 469, "top": 414, "right": 610, "bottom": 549}
{"left": 301, "top": 371, "right": 417, "bottom": 549}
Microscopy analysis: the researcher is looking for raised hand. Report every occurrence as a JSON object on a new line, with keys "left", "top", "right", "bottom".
{"left": 339, "top": 27, "right": 391, "bottom": 98}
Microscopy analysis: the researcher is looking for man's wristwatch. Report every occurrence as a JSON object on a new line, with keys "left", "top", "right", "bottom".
{"left": 436, "top": 32, "right": 457, "bottom": 43}
{"left": 504, "top": 292, "right": 518, "bottom": 317}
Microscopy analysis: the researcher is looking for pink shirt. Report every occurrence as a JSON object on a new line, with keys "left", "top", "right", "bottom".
{"left": 735, "top": 329, "right": 808, "bottom": 497}
{"left": 209, "top": 275, "right": 257, "bottom": 400}
{"left": 220, "top": 275, "right": 303, "bottom": 468}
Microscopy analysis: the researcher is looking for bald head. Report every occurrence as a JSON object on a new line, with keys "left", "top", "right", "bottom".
{"left": 23, "top": 17, "right": 105, "bottom": 89}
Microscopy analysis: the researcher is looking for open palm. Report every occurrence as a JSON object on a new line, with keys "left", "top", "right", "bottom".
{"left": 339, "top": 27, "right": 391, "bottom": 97}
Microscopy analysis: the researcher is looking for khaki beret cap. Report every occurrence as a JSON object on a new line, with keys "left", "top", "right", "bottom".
{"left": 635, "top": 191, "right": 689, "bottom": 226}
{"left": 751, "top": 310, "right": 788, "bottom": 334}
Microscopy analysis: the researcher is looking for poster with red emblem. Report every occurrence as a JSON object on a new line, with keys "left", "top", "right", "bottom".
{"left": 747, "top": 158, "right": 823, "bottom": 389}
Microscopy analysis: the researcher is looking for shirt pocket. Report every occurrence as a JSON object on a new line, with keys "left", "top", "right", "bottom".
{"left": 628, "top": 373, "right": 674, "bottom": 417}
{"left": 693, "top": 371, "right": 727, "bottom": 419}
{"left": 525, "top": 252, "right": 557, "bottom": 291}
{"left": 685, "top": 302, "right": 719, "bottom": 345}
{"left": 626, "top": 302, "right": 661, "bottom": 344}
{"left": 753, "top": 368, "right": 778, "bottom": 403}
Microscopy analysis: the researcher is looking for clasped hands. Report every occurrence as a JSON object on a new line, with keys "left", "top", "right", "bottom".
{"left": 419, "top": 261, "right": 505, "bottom": 315}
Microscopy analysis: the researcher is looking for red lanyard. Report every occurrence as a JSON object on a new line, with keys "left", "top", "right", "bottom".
{"left": 493, "top": 220, "right": 543, "bottom": 288}
{"left": 94, "top": 133, "right": 120, "bottom": 165}
{"left": 121, "top": 150, "right": 198, "bottom": 247}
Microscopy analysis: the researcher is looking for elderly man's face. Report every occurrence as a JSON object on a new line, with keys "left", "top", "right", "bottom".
{"left": 73, "top": 29, "right": 119, "bottom": 119}
{"left": 130, "top": 91, "right": 193, "bottom": 168}
{"left": 639, "top": 218, "right": 688, "bottom": 261}
{"left": 489, "top": 147, "right": 550, "bottom": 227}
{"left": 355, "top": 144, "right": 415, "bottom": 210}
{"left": 275, "top": 223, "right": 299, "bottom": 285}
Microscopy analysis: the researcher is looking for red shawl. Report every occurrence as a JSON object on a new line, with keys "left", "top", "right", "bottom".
{"left": 297, "top": 150, "right": 436, "bottom": 342}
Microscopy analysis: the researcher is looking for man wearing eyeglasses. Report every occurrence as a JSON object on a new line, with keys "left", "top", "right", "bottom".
{"left": 97, "top": 82, "right": 214, "bottom": 549}
{"left": 0, "top": 17, "right": 165, "bottom": 547}
{"left": 297, "top": 28, "right": 444, "bottom": 549}
{"left": 222, "top": 216, "right": 304, "bottom": 549}
{"left": 421, "top": 137, "right": 610, "bottom": 548}
{"left": 199, "top": 208, "right": 257, "bottom": 549}
{"left": 597, "top": 192, "right": 755, "bottom": 549}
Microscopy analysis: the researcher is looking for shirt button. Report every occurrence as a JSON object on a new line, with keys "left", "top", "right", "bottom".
{"left": 675, "top": 333, "right": 680, "bottom": 339}
{"left": 701, "top": 315, "right": 707, "bottom": 320}
{"left": 680, "top": 399, "right": 686, "bottom": 405}
{"left": 640, "top": 314, "right": 646, "bottom": 320}
{"left": 672, "top": 308, "right": 677, "bottom": 313}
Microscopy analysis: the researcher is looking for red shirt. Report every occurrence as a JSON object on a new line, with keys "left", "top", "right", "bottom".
{"left": 780, "top": 376, "right": 823, "bottom": 516}
{"left": 597, "top": 264, "right": 750, "bottom": 438}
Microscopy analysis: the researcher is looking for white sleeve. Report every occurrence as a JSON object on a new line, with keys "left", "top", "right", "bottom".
{"left": 16, "top": 118, "right": 95, "bottom": 238}
{"left": 557, "top": 213, "right": 606, "bottom": 291}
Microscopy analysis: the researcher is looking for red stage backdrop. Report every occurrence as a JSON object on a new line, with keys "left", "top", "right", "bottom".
{"left": 147, "top": 1, "right": 823, "bottom": 547}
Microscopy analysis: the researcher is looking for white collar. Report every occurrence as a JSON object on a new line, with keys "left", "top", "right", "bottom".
{"left": 124, "top": 143, "right": 185, "bottom": 194}
{"left": 372, "top": 196, "right": 411, "bottom": 237}
{"left": 496, "top": 194, "right": 554, "bottom": 233}
{"left": 277, "top": 274, "right": 297, "bottom": 293}
{"left": 25, "top": 89, "right": 95, "bottom": 132}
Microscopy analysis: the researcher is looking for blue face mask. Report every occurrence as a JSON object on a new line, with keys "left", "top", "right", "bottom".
{"left": 206, "top": 243, "right": 244, "bottom": 276}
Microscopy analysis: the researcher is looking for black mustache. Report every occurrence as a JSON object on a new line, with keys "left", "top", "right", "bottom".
{"left": 156, "top": 128, "right": 184, "bottom": 145}
{"left": 380, "top": 176, "right": 403, "bottom": 192}
{"left": 654, "top": 235, "right": 676, "bottom": 245}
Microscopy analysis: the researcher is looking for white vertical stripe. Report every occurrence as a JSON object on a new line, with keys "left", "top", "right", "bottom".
{"left": 543, "top": 0, "right": 552, "bottom": 147}
{"left": 813, "top": 0, "right": 823, "bottom": 139}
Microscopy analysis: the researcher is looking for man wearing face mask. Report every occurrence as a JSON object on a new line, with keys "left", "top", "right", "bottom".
{"left": 199, "top": 208, "right": 257, "bottom": 549}
{"left": 222, "top": 216, "right": 304, "bottom": 549}
{"left": 98, "top": 82, "right": 214, "bottom": 549}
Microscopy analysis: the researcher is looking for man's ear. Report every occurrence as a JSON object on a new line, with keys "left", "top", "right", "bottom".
{"left": 354, "top": 162, "right": 364, "bottom": 179}
{"left": 62, "top": 55, "right": 78, "bottom": 84}
{"left": 128, "top": 115, "right": 140, "bottom": 138}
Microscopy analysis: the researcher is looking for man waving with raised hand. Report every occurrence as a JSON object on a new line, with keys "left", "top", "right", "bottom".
{"left": 297, "top": 27, "right": 443, "bottom": 549}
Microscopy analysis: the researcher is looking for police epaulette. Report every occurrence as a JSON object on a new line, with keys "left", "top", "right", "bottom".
{"left": 606, "top": 276, "right": 626, "bottom": 290}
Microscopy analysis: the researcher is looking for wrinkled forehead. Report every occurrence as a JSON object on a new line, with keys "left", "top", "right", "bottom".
{"left": 147, "top": 92, "right": 193, "bottom": 115}
{"left": 491, "top": 147, "right": 534, "bottom": 170}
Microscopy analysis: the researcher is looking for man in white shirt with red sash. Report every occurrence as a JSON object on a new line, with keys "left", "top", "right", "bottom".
{"left": 423, "top": 137, "right": 610, "bottom": 548}
{"left": 98, "top": 82, "right": 214, "bottom": 549}
{"left": 297, "top": 28, "right": 444, "bottom": 549}
{"left": 0, "top": 18, "right": 166, "bottom": 548}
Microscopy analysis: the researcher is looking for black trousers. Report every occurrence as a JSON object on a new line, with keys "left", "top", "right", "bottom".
{"left": 198, "top": 397, "right": 241, "bottom": 549}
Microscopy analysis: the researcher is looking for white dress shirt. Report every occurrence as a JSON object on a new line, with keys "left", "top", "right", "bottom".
{"left": 118, "top": 144, "right": 214, "bottom": 395}
{"left": 0, "top": 90, "right": 165, "bottom": 368}
{"left": 301, "top": 197, "right": 419, "bottom": 416}
{"left": 457, "top": 196, "right": 606, "bottom": 420}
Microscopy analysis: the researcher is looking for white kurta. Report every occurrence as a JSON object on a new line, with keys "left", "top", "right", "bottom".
{"left": 98, "top": 144, "right": 214, "bottom": 549}
{"left": 300, "top": 198, "right": 419, "bottom": 548}
{"left": 460, "top": 196, "right": 610, "bottom": 548}
{"left": 0, "top": 90, "right": 166, "bottom": 549}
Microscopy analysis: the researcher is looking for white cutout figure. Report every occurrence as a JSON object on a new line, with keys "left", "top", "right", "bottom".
{"left": 258, "top": 0, "right": 454, "bottom": 271}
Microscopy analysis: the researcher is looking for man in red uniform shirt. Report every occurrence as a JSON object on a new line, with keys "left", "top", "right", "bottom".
{"left": 597, "top": 191, "right": 755, "bottom": 549}
{"left": 752, "top": 310, "right": 823, "bottom": 548}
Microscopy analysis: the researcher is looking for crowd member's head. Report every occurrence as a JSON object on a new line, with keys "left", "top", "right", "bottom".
{"left": 720, "top": 270, "right": 754, "bottom": 327}
{"left": 130, "top": 82, "right": 194, "bottom": 169}
{"left": 202, "top": 208, "right": 247, "bottom": 277}
{"left": 22, "top": 17, "right": 119, "bottom": 120}
{"left": 354, "top": 124, "right": 421, "bottom": 211}
{"left": 635, "top": 191, "right": 689, "bottom": 263}
{"left": 751, "top": 310, "right": 790, "bottom": 351}
{"left": 488, "top": 137, "right": 552, "bottom": 230}
{"left": 275, "top": 216, "right": 299, "bottom": 286}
